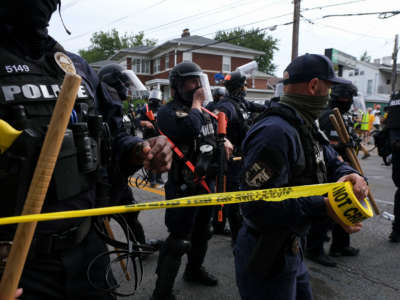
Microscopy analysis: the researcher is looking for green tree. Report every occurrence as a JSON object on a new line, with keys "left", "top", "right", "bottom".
{"left": 360, "top": 50, "right": 371, "bottom": 62}
{"left": 79, "top": 29, "right": 157, "bottom": 63}
{"left": 215, "top": 28, "right": 278, "bottom": 74}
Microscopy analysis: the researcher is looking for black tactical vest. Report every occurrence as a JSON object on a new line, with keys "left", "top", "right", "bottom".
{"left": 255, "top": 105, "right": 328, "bottom": 186}
{"left": 219, "top": 95, "right": 250, "bottom": 148}
{"left": 0, "top": 45, "right": 99, "bottom": 225}
{"left": 386, "top": 96, "right": 400, "bottom": 129}
{"left": 169, "top": 101, "right": 216, "bottom": 194}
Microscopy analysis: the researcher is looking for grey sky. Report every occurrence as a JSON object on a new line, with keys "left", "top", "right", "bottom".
{"left": 49, "top": 0, "right": 400, "bottom": 76}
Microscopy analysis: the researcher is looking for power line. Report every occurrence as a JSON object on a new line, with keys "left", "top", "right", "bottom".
{"left": 323, "top": 10, "right": 400, "bottom": 19}
{"left": 63, "top": 0, "right": 169, "bottom": 43}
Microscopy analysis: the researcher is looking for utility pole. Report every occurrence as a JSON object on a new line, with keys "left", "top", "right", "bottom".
{"left": 291, "top": 0, "right": 301, "bottom": 61}
{"left": 391, "top": 34, "right": 399, "bottom": 94}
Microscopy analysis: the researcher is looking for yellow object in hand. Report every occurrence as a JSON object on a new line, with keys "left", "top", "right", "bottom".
{"left": 0, "top": 119, "right": 22, "bottom": 154}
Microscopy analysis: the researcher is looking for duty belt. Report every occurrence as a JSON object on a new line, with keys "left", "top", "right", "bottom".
{"left": 29, "top": 217, "right": 92, "bottom": 257}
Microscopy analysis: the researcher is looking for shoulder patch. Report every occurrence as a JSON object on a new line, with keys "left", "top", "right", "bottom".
{"left": 176, "top": 110, "right": 188, "bottom": 118}
{"left": 244, "top": 161, "right": 273, "bottom": 188}
{"left": 54, "top": 52, "right": 76, "bottom": 74}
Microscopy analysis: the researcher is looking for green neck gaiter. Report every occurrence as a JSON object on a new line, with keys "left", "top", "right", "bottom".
{"left": 280, "top": 94, "right": 329, "bottom": 125}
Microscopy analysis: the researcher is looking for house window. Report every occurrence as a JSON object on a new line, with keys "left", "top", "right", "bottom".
{"left": 360, "top": 70, "right": 364, "bottom": 75}
{"left": 154, "top": 58, "right": 161, "bottom": 73}
{"left": 367, "top": 79, "right": 373, "bottom": 95}
{"left": 349, "top": 72, "right": 353, "bottom": 77}
{"left": 222, "top": 56, "right": 231, "bottom": 72}
{"left": 165, "top": 55, "right": 170, "bottom": 69}
{"left": 132, "top": 58, "right": 150, "bottom": 74}
{"left": 182, "top": 51, "right": 192, "bottom": 62}
{"left": 354, "top": 69, "right": 359, "bottom": 76}
{"left": 387, "top": 79, "right": 391, "bottom": 85}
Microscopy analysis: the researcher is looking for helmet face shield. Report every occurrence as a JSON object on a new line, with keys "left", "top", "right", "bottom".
{"left": 198, "top": 73, "right": 213, "bottom": 107}
{"left": 122, "top": 70, "right": 147, "bottom": 98}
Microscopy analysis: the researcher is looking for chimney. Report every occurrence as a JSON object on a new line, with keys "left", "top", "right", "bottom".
{"left": 181, "top": 28, "right": 190, "bottom": 38}
{"left": 126, "top": 57, "right": 132, "bottom": 70}
{"left": 373, "top": 58, "right": 381, "bottom": 64}
{"left": 382, "top": 56, "right": 392, "bottom": 66}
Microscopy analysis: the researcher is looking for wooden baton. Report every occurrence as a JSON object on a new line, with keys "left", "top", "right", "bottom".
{"left": 329, "top": 108, "right": 380, "bottom": 215}
{"left": 0, "top": 73, "right": 82, "bottom": 299}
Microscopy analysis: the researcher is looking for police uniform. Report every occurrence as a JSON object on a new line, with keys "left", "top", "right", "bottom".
{"left": 215, "top": 93, "right": 264, "bottom": 241}
{"left": 235, "top": 101, "right": 357, "bottom": 300}
{"left": 0, "top": 24, "right": 143, "bottom": 298}
{"left": 152, "top": 98, "right": 217, "bottom": 299}
{"left": 386, "top": 92, "right": 400, "bottom": 242}
{"left": 307, "top": 105, "right": 360, "bottom": 259}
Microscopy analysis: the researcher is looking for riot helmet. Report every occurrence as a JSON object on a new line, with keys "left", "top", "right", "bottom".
{"left": 148, "top": 89, "right": 162, "bottom": 110}
{"left": 212, "top": 87, "right": 226, "bottom": 103}
{"left": 169, "top": 61, "right": 212, "bottom": 104}
{"left": 224, "top": 71, "right": 247, "bottom": 97}
{"left": 0, "top": 0, "right": 59, "bottom": 29}
{"left": 98, "top": 64, "right": 147, "bottom": 101}
{"left": 330, "top": 83, "right": 358, "bottom": 113}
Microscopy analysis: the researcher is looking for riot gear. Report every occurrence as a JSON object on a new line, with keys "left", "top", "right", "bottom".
{"left": 0, "top": 0, "right": 59, "bottom": 29}
{"left": 387, "top": 91, "right": 400, "bottom": 129}
{"left": 330, "top": 83, "right": 358, "bottom": 113}
{"left": 212, "top": 87, "right": 226, "bottom": 102}
{"left": 169, "top": 62, "right": 212, "bottom": 104}
{"left": 148, "top": 89, "right": 162, "bottom": 110}
{"left": 224, "top": 71, "right": 247, "bottom": 97}
{"left": 98, "top": 64, "right": 146, "bottom": 101}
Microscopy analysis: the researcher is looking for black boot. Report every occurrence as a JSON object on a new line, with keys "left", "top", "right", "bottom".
{"left": 151, "top": 237, "right": 190, "bottom": 300}
{"left": 183, "top": 266, "right": 218, "bottom": 286}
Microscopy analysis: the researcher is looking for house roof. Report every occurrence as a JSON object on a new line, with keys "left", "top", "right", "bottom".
{"left": 109, "top": 35, "right": 264, "bottom": 60}
{"left": 89, "top": 59, "right": 115, "bottom": 70}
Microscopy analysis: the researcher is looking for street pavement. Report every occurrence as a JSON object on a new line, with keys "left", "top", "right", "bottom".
{"left": 113, "top": 150, "right": 399, "bottom": 300}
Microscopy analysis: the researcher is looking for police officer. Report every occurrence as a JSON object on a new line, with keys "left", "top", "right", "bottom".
{"left": 136, "top": 89, "right": 164, "bottom": 187}
{"left": 235, "top": 54, "right": 368, "bottom": 300}
{"left": 206, "top": 87, "right": 225, "bottom": 112}
{"left": 98, "top": 64, "right": 164, "bottom": 249}
{"left": 0, "top": 1, "right": 172, "bottom": 298}
{"left": 306, "top": 83, "right": 360, "bottom": 267}
{"left": 214, "top": 70, "right": 264, "bottom": 243}
{"left": 151, "top": 62, "right": 233, "bottom": 300}
{"left": 386, "top": 91, "right": 400, "bottom": 242}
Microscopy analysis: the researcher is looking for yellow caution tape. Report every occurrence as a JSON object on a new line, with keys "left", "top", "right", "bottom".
{"left": 0, "top": 119, "right": 22, "bottom": 154}
{"left": 328, "top": 182, "right": 373, "bottom": 225}
{"left": 0, "top": 182, "right": 373, "bottom": 226}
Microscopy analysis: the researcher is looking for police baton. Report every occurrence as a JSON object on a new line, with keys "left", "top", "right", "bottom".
{"left": 0, "top": 72, "right": 82, "bottom": 299}
{"left": 329, "top": 108, "right": 380, "bottom": 215}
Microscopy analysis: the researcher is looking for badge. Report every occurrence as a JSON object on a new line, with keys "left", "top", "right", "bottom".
{"left": 54, "top": 52, "right": 76, "bottom": 74}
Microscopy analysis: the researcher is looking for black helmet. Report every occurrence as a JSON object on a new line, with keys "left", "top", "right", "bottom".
{"left": 224, "top": 71, "right": 246, "bottom": 96}
{"left": 169, "top": 62, "right": 204, "bottom": 103}
{"left": 331, "top": 83, "right": 358, "bottom": 100}
{"left": 98, "top": 64, "right": 131, "bottom": 101}
{"left": 213, "top": 87, "right": 226, "bottom": 97}
{"left": 169, "top": 62, "right": 203, "bottom": 89}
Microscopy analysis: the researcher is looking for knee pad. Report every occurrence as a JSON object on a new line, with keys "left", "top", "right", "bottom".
{"left": 165, "top": 236, "right": 191, "bottom": 256}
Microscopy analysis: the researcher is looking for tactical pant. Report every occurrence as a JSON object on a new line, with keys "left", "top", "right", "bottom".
{"left": 234, "top": 225, "right": 312, "bottom": 300}
{"left": 19, "top": 229, "right": 114, "bottom": 300}
{"left": 391, "top": 147, "right": 400, "bottom": 232}
{"left": 153, "top": 182, "right": 213, "bottom": 298}
{"left": 305, "top": 219, "right": 332, "bottom": 255}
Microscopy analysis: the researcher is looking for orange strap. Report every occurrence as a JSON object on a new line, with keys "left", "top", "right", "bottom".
{"left": 158, "top": 129, "right": 212, "bottom": 194}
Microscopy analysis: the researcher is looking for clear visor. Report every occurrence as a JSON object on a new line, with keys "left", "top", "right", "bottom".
{"left": 236, "top": 61, "right": 258, "bottom": 77}
{"left": 122, "top": 70, "right": 147, "bottom": 98}
{"left": 198, "top": 73, "right": 213, "bottom": 107}
{"left": 352, "top": 93, "right": 366, "bottom": 113}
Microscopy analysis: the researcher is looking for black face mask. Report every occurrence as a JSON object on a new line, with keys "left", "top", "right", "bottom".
{"left": 330, "top": 99, "right": 353, "bottom": 114}
{"left": 149, "top": 100, "right": 161, "bottom": 111}
{"left": 0, "top": 0, "right": 59, "bottom": 29}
